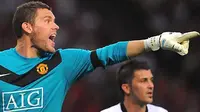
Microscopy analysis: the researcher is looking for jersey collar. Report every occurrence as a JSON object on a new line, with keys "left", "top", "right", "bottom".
{"left": 120, "top": 102, "right": 148, "bottom": 112}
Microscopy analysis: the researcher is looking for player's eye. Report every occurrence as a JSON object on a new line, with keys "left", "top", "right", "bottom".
{"left": 140, "top": 77, "right": 154, "bottom": 83}
{"left": 141, "top": 78, "right": 148, "bottom": 82}
{"left": 44, "top": 19, "right": 51, "bottom": 23}
{"left": 151, "top": 77, "right": 154, "bottom": 82}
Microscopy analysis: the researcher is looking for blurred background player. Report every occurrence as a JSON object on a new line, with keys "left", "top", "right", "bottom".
{"left": 101, "top": 59, "right": 168, "bottom": 112}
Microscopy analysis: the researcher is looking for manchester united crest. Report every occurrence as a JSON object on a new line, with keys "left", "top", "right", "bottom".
{"left": 36, "top": 63, "right": 48, "bottom": 75}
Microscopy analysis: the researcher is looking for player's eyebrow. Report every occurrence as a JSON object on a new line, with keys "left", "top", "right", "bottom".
{"left": 139, "top": 76, "right": 153, "bottom": 81}
{"left": 43, "top": 15, "right": 51, "bottom": 18}
{"left": 43, "top": 15, "right": 55, "bottom": 21}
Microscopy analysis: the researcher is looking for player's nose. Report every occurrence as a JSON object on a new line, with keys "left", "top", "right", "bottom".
{"left": 53, "top": 22, "right": 59, "bottom": 30}
{"left": 148, "top": 81, "right": 154, "bottom": 89}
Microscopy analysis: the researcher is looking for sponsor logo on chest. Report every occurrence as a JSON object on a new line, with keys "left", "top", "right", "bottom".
{"left": 2, "top": 87, "right": 43, "bottom": 112}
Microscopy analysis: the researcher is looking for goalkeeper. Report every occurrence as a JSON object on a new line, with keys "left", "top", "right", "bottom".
{"left": 0, "top": 1, "right": 199, "bottom": 112}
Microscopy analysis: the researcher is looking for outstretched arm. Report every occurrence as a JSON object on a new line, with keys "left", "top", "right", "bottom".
{"left": 95, "top": 31, "right": 199, "bottom": 67}
{"left": 126, "top": 40, "right": 145, "bottom": 57}
{"left": 60, "top": 31, "right": 199, "bottom": 84}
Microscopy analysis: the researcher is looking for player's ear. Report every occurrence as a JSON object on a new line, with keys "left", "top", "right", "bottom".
{"left": 122, "top": 84, "right": 130, "bottom": 94}
{"left": 22, "top": 22, "right": 33, "bottom": 34}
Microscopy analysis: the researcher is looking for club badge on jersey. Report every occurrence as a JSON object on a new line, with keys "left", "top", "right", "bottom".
{"left": 36, "top": 63, "right": 49, "bottom": 75}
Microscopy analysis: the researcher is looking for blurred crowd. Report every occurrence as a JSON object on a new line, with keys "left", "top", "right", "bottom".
{"left": 1, "top": 0, "right": 200, "bottom": 112}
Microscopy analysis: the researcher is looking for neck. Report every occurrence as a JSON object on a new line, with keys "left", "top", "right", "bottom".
{"left": 15, "top": 35, "right": 39, "bottom": 58}
{"left": 123, "top": 96, "right": 147, "bottom": 112}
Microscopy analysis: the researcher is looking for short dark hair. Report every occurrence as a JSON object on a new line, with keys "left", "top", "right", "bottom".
{"left": 117, "top": 59, "right": 150, "bottom": 94}
{"left": 12, "top": 1, "right": 51, "bottom": 38}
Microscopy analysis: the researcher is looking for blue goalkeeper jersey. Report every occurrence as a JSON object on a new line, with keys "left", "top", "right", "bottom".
{"left": 0, "top": 42, "right": 128, "bottom": 112}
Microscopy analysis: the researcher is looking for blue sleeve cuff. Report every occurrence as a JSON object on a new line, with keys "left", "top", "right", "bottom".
{"left": 96, "top": 41, "right": 129, "bottom": 66}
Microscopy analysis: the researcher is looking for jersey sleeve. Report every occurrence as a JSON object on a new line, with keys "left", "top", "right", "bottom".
{"left": 58, "top": 41, "right": 129, "bottom": 85}
{"left": 58, "top": 48, "right": 94, "bottom": 86}
{"left": 96, "top": 41, "right": 129, "bottom": 66}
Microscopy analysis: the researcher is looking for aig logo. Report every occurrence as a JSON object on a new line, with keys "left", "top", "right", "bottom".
{"left": 2, "top": 87, "right": 43, "bottom": 112}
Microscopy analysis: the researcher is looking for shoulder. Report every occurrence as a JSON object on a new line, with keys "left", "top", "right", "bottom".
{"left": 57, "top": 48, "right": 91, "bottom": 59}
{"left": 147, "top": 104, "right": 168, "bottom": 112}
{"left": 0, "top": 48, "right": 14, "bottom": 56}
{"left": 101, "top": 103, "right": 122, "bottom": 112}
{"left": 57, "top": 48, "right": 91, "bottom": 54}
{"left": 0, "top": 48, "right": 15, "bottom": 61}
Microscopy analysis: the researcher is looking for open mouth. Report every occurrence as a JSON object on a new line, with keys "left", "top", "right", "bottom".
{"left": 49, "top": 34, "right": 56, "bottom": 42}
{"left": 147, "top": 92, "right": 153, "bottom": 97}
{"left": 48, "top": 34, "right": 57, "bottom": 47}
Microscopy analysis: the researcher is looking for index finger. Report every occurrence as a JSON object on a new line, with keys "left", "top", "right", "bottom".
{"left": 176, "top": 31, "right": 200, "bottom": 43}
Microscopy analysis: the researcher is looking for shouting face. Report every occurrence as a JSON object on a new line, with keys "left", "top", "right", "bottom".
{"left": 28, "top": 8, "right": 59, "bottom": 53}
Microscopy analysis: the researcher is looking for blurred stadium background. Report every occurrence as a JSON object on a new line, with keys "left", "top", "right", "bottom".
{"left": 1, "top": 0, "right": 200, "bottom": 112}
